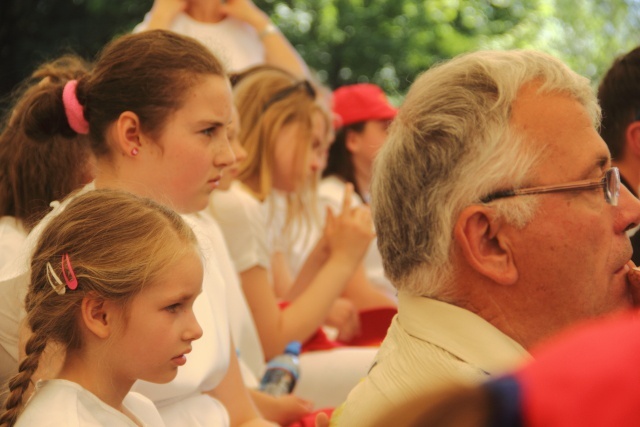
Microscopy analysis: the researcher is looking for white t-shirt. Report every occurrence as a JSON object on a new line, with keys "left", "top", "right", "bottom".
{"left": 210, "top": 183, "right": 381, "bottom": 408}
{"left": 292, "top": 176, "right": 397, "bottom": 301}
{"left": 134, "top": 13, "right": 265, "bottom": 73}
{"left": 210, "top": 181, "right": 271, "bottom": 274}
{"left": 16, "top": 379, "right": 164, "bottom": 427}
{"left": 0, "top": 217, "right": 28, "bottom": 390}
{"left": 0, "top": 183, "right": 234, "bottom": 427}
{"left": 0, "top": 216, "right": 26, "bottom": 272}
{"left": 191, "top": 209, "right": 265, "bottom": 385}
{"left": 130, "top": 213, "right": 233, "bottom": 427}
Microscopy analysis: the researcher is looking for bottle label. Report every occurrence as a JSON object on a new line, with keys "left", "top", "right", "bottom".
{"left": 259, "top": 367, "right": 296, "bottom": 396}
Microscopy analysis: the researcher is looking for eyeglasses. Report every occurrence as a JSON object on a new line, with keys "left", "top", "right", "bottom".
{"left": 481, "top": 167, "right": 620, "bottom": 206}
{"left": 262, "top": 80, "right": 316, "bottom": 113}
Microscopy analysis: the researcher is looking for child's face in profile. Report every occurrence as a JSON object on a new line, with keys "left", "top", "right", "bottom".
{"left": 107, "top": 249, "right": 204, "bottom": 386}
{"left": 219, "top": 107, "right": 247, "bottom": 191}
{"left": 272, "top": 110, "right": 327, "bottom": 193}
{"left": 142, "top": 74, "right": 234, "bottom": 213}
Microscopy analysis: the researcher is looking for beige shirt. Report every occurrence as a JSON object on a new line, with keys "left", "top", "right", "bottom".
{"left": 336, "top": 292, "right": 531, "bottom": 426}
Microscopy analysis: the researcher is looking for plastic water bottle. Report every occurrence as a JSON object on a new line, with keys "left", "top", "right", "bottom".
{"left": 259, "top": 341, "right": 301, "bottom": 396}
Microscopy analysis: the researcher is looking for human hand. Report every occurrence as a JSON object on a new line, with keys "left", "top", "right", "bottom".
{"left": 325, "top": 298, "right": 361, "bottom": 343}
{"left": 269, "top": 394, "right": 314, "bottom": 426}
{"left": 150, "top": 0, "right": 187, "bottom": 20}
{"left": 220, "top": 0, "right": 270, "bottom": 30}
{"left": 239, "top": 419, "right": 280, "bottom": 427}
{"left": 627, "top": 261, "right": 640, "bottom": 306}
{"left": 325, "top": 183, "right": 376, "bottom": 265}
{"left": 315, "top": 411, "right": 330, "bottom": 427}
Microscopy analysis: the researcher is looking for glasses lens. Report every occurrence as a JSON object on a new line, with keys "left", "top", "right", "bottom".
{"left": 605, "top": 167, "right": 620, "bottom": 206}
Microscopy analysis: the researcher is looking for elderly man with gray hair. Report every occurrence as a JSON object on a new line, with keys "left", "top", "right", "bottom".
{"left": 335, "top": 49, "right": 640, "bottom": 426}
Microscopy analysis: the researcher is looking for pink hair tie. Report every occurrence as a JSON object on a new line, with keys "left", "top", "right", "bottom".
{"left": 62, "top": 80, "right": 89, "bottom": 135}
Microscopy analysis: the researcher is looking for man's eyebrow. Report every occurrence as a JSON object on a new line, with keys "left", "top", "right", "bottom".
{"left": 596, "top": 155, "right": 611, "bottom": 171}
{"left": 582, "top": 156, "right": 610, "bottom": 178}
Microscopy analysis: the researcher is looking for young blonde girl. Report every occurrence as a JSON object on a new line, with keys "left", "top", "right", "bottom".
{"left": 0, "top": 190, "right": 203, "bottom": 426}
{"left": 211, "top": 67, "right": 392, "bottom": 408}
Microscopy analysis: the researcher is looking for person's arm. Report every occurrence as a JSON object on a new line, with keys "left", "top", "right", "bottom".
{"left": 141, "top": 0, "right": 186, "bottom": 30}
{"left": 249, "top": 389, "right": 313, "bottom": 426}
{"left": 284, "top": 187, "right": 356, "bottom": 301}
{"left": 240, "top": 259, "right": 349, "bottom": 360}
{"left": 271, "top": 251, "right": 295, "bottom": 299}
{"left": 241, "top": 201, "right": 374, "bottom": 359}
{"left": 341, "top": 265, "right": 397, "bottom": 310}
{"left": 277, "top": 228, "right": 330, "bottom": 301}
{"left": 323, "top": 297, "right": 361, "bottom": 343}
{"left": 206, "top": 338, "right": 277, "bottom": 427}
{"left": 221, "top": 0, "right": 309, "bottom": 78}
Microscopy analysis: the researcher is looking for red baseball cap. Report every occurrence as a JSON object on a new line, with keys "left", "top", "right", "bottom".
{"left": 485, "top": 312, "right": 640, "bottom": 427}
{"left": 332, "top": 83, "right": 397, "bottom": 128}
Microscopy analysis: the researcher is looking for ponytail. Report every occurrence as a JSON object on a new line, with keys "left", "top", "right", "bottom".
{"left": 0, "top": 329, "right": 49, "bottom": 427}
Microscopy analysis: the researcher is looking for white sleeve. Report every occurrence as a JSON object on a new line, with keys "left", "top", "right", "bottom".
{"left": 209, "top": 183, "right": 270, "bottom": 273}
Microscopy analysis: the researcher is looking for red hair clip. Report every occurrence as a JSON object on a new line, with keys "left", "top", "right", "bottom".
{"left": 61, "top": 254, "right": 78, "bottom": 290}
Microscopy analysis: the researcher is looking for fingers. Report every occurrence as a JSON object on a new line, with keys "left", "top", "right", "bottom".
{"left": 337, "top": 309, "right": 361, "bottom": 343}
{"left": 341, "top": 182, "right": 354, "bottom": 215}
{"left": 626, "top": 260, "right": 640, "bottom": 306}
{"left": 294, "top": 396, "right": 314, "bottom": 412}
{"left": 315, "top": 412, "right": 330, "bottom": 427}
{"left": 350, "top": 205, "right": 376, "bottom": 238}
{"left": 325, "top": 206, "right": 335, "bottom": 228}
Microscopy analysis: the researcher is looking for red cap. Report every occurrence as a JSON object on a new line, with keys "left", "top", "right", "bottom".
{"left": 332, "top": 83, "right": 396, "bottom": 128}
{"left": 516, "top": 312, "right": 640, "bottom": 427}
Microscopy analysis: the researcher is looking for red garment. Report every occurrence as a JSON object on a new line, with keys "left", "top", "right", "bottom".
{"left": 517, "top": 311, "right": 640, "bottom": 427}
{"left": 287, "top": 408, "right": 334, "bottom": 427}
{"left": 277, "top": 302, "right": 397, "bottom": 353}
{"left": 341, "top": 307, "right": 397, "bottom": 347}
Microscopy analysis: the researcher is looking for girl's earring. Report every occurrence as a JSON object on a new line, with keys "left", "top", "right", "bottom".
{"left": 131, "top": 147, "right": 139, "bottom": 156}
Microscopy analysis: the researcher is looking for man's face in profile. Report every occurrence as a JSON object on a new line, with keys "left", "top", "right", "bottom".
{"left": 499, "top": 83, "right": 640, "bottom": 334}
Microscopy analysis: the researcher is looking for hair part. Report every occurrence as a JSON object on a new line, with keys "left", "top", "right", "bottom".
{"left": 0, "top": 189, "right": 197, "bottom": 426}
{"left": 372, "top": 49, "right": 600, "bottom": 296}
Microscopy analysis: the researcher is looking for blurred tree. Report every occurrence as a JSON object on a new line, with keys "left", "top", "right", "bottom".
{"left": 1, "top": 0, "right": 638, "bottom": 111}
{"left": 480, "top": 0, "right": 640, "bottom": 83}
{"left": 254, "top": 0, "right": 542, "bottom": 97}
{"left": 256, "top": 0, "right": 639, "bottom": 97}
{"left": 0, "top": 0, "right": 153, "bottom": 110}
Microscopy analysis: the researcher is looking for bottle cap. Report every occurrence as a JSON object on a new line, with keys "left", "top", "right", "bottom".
{"left": 285, "top": 341, "right": 301, "bottom": 355}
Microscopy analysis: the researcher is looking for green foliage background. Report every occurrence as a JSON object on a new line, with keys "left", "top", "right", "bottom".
{"left": 1, "top": 0, "right": 639, "bottom": 109}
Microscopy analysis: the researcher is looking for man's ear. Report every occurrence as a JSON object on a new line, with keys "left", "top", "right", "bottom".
{"left": 80, "top": 294, "right": 118, "bottom": 339}
{"left": 453, "top": 205, "right": 518, "bottom": 286}
{"left": 625, "top": 121, "right": 640, "bottom": 158}
{"left": 114, "top": 111, "right": 143, "bottom": 157}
